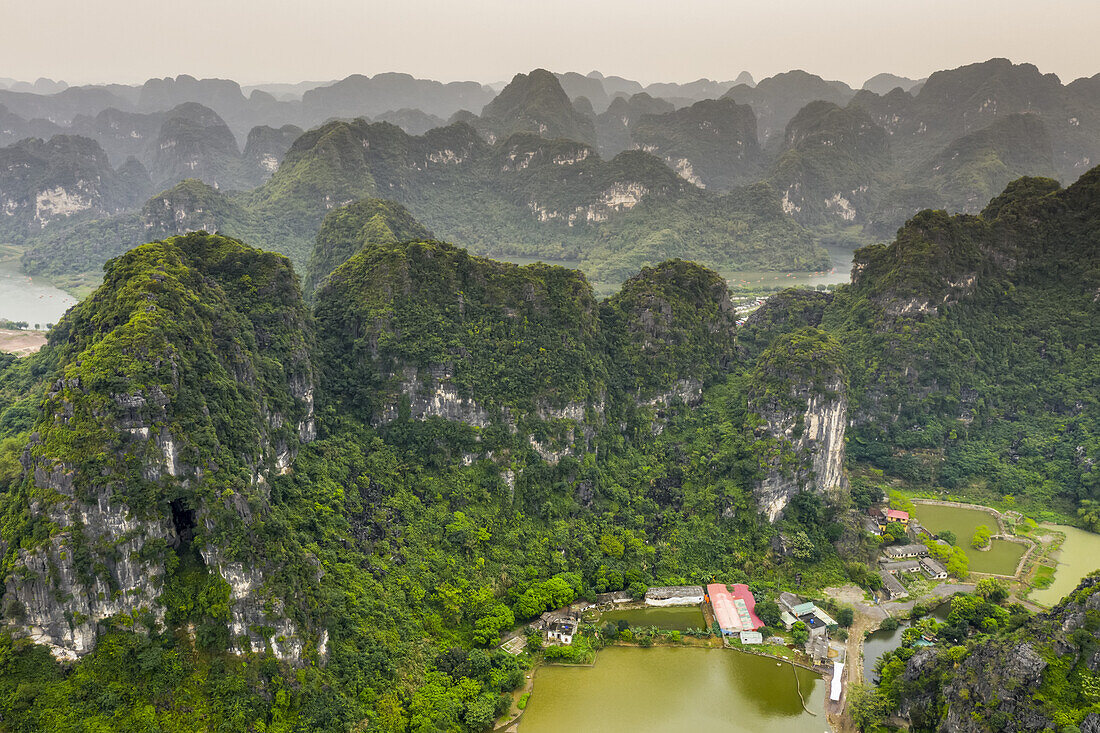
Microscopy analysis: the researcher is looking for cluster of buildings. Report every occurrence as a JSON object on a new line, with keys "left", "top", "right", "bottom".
{"left": 876, "top": 543, "right": 949, "bottom": 600}
{"left": 863, "top": 506, "right": 916, "bottom": 536}
{"left": 516, "top": 581, "right": 846, "bottom": 670}
{"left": 862, "top": 505, "right": 953, "bottom": 600}
{"left": 778, "top": 592, "right": 838, "bottom": 663}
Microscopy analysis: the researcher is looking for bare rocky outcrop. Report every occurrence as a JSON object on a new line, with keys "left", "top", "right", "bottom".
{"left": 753, "top": 375, "right": 848, "bottom": 521}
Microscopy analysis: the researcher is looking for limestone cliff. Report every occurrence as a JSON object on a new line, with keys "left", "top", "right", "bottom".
{"left": 1, "top": 233, "right": 318, "bottom": 662}
{"left": 890, "top": 575, "right": 1100, "bottom": 732}
{"left": 749, "top": 327, "right": 848, "bottom": 521}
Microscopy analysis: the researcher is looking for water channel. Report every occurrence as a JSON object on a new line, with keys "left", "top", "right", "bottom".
{"left": 1029, "top": 523, "right": 1100, "bottom": 607}
{"left": 862, "top": 603, "right": 951, "bottom": 683}
{"left": 519, "top": 646, "right": 826, "bottom": 733}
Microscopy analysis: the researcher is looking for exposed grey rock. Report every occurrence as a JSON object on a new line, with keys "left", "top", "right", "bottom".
{"left": 753, "top": 375, "right": 847, "bottom": 521}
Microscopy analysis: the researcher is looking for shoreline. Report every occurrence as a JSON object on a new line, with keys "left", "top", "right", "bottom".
{"left": 500, "top": 638, "right": 828, "bottom": 732}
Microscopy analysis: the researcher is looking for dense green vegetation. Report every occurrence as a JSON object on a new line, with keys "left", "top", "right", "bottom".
{"left": 857, "top": 574, "right": 1100, "bottom": 732}
{"left": 22, "top": 179, "right": 261, "bottom": 289}
{"left": 824, "top": 169, "right": 1100, "bottom": 516}
{"left": 0, "top": 231, "right": 864, "bottom": 732}
{"left": 304, "top": 198, "right": 433, "bottom": 295}
{"left": 474, "top": 69, "right": 598, "bottom": 148}
{"left": 629, "top": 98, "right": 763, "bottom": 189}
{"left": 15, "top": 94, "right": 831, "bottom": 294}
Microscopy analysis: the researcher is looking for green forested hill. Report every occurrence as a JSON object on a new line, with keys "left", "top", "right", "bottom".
{"left": 1, "top": 168, "right": 1099, "bottom": 731}
{"left": 825, "top": 169, "right": 1100, "bottom": 512}
{"left": 863, "top": 574, "right": 1100, "bottom": 732}
{"left": 21, "top": 179, "right": 262, "bottom": 292}
{"left": 21, "top": 116, "right": 830, "bottom": 292}
{"left": 769, "top": 100, "right": 891, "bottom": 226}
{"left": 0, "top": 228, "right": 854, "bottom": 732}
{"left": 304, "top": 197, "right": 433, "bottom": 295}
{"left": 474, "top": 69, "right": 598, "bottom": 148}
{"left": 629, "top": 98, "right": 763, "bottom": 189}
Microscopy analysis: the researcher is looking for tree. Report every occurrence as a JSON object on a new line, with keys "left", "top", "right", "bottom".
{"left": 848, "top": 682, "right": 889, "bottom": 731}
{"left": 975, "top": 577, "right": 1008, "bottom": 603}
{"left": 970, "top": 524, "right": 992, "bottom": 549}
{"left": 938, "top": 529, "right": 957, "bottom": 546}
{"left": 836, "top": 607, "right": 854, "bottom": 627}
{"left": 883, "top": 521, "right": 908, "bottom": 544}
{"left": 790, "top": 621, "right": 809, "bottom": 646}
{"left": 755, "top": 598, "right": 782, "bottom": 628}
{"left": 1078, "top": 499, "right": 1100, "bottom": 532}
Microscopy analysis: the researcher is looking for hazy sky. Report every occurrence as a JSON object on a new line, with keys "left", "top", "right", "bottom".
{"left": 2, "top": 0, "right": 1097, "bottom": 87}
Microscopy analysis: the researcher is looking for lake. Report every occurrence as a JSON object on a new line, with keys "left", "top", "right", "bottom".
{"left": 520, "top": 646, "right": 826, "bottom": 733}
{"left": 1029, "top": 524, "right": 1100, "bottom": 607}
{"left": 0, "top": 255, "right": 76, "bottom": 326}
{"left": 912, "top": 503, "right": 1026, "bottom": 576}
{"left": 597, "top": 606, "right": 707, "bottom": 632}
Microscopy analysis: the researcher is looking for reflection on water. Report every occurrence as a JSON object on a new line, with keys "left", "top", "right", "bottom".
{"left": 597, "top": 606, "right": 707, "bottom": 632}
{"left": 863, "top": 603, "right": 951, "bottom": 683}
{"left": 520, "top": 646, "right": 825, "bottom": 733}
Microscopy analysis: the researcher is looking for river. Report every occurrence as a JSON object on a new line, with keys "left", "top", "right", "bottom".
{"left": 519, "top": 646, "right": 826, "bottom": 733}
{"left": 1029, "top": 524, "right": 1100, "bottom": 607}
{"left": 0, "top": 255, "right": 76, "bottom": 326}
{"left": 494, "top": 242, "right": 857, "bottom": 299}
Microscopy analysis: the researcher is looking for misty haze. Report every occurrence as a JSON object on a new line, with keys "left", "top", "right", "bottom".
{"left": 0, "top": 2, "right": 1098, "bottom": 733}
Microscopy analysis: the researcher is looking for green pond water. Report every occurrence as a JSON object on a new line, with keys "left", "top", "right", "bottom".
{"left": 912, "top": 503, "right": 1026, "bottom": 575}
{"left": 597, "top": 606, "right": 707, "bottom": 632}
{"left": 863, "top": 603, "right": 951, "bottom": 682}
{"left": 1029, "top": 524, "right": 1100, "bottom": 607}
{"left": 519, "top": 646, "right": 826, "bottom": 733}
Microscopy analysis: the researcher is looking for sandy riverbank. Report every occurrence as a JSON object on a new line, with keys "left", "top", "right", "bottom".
{"left": 0, "top": 329, "right": 46, "bottom": 356}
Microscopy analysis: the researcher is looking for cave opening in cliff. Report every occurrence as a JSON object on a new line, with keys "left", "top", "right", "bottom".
{"left": 170, "top": 498, "right": 197, "bottom": 549}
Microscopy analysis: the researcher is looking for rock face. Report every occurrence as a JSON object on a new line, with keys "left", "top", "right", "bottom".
{"left": 749, "top": 328, "right": 848, "bottom": 521}
{"left": 891, "top": 575, "right": 1100, "bottom": 732}
{"left": 0, "top": 134, "right": 147, "bottom": 240}
{"left": 629, "top": 98, "right": 763, "bottom": 190}
{"left": 754, "top": 376, "right": 847, "bottom": 521}
{"left": 1, "top": 233, "right": 318, "bottom": 663}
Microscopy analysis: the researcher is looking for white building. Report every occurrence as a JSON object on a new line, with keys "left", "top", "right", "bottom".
{"left": 644, "top": 585, "right": 705, "bottom": 607}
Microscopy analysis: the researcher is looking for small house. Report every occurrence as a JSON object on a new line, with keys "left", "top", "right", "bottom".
{"left": 779, "top": 592, "right": 803, "bottom": 614}
{"left": 879, "top": 570, "right": 908, "bottom": 600}
{"left": 880, "top": 559, "right": 922, "bottom": 575}
{"left": 885, "top": 509, "right": 910, "bottom": 526}
{"left": 920, "top": 557, "right": 948, "bottom": 580}
{"left": 882, "top": 543, "right": 928, "bottom": 560}
{"left": 779, "top": 610, "right": 798, "bottom": 630}
{"left": 739, "top": 631, "right": 763, "bottom": 645}
{"left": 546, "top": 617, "right": 578, "bottom": 645}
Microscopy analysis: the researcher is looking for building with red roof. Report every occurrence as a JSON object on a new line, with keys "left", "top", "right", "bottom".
{"left": 885, "top": 509, "right": 910, "bottom": 523}
{"left": 706, "top": 583, "right": 764, "bottom": 635}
